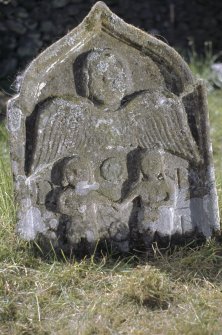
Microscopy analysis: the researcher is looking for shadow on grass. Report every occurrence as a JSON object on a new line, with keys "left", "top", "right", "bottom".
{"left": 29, "top": 229, "right": 222, "bottom": 285}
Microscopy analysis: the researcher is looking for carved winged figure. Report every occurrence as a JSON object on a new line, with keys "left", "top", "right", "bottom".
{"left": 28, "top": 49, "right": 200, "bottom": 177}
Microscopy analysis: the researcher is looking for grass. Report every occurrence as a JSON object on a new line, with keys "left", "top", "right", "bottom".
{"left": 188, "top": 41, "right": 222, "bottom": 90}
{"left": 1, "top": 74, "right": 222, "bottom": 334}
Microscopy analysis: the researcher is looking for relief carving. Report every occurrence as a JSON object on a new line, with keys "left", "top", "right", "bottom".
{"left": 7, "top": 2, "right": 220, "bottom": 254}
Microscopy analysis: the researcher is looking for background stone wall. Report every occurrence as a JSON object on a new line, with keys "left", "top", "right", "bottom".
{"left": 0, "top": 0, "right": 222, "bottom": 93}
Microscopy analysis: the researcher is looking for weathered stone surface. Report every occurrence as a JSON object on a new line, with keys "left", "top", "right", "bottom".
{"left": 7, "top": 2, "right": 220, "bottom": 254}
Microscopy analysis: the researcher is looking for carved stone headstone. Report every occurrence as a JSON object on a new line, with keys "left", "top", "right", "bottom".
{"left": 7, "top": 2, "right": 220, "bottom": 254}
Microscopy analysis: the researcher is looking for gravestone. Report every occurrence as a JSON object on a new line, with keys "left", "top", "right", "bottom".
{"left": 7, "top": 1, "right": 220, "bottom": 254}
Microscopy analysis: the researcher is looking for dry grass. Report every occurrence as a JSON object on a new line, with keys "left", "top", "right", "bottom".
{"left": 0, "top": 88, "right": 222, "bottom": 334}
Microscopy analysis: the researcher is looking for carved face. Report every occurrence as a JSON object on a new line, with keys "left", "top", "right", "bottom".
{"left": 86, "top": 51, "right": 128, "bottom": 105}
{"left": 141, "top": 151, "right": 164, "bottom": 180}
{"left": 61, "top": 157, "right": 99, "bottom": 197}
{"left": 61, "top": 157, "right": 89, "bottom": 187}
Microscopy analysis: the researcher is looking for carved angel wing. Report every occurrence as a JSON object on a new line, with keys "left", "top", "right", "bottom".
{"left": 126, "top": 90, "right": 201, "bottom": 163}
{"left": 29, "top": 97, "right": 91, "bottom": 174}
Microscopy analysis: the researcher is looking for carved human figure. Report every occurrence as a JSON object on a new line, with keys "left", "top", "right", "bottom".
{"left": 120, "top": 150, "right": 175, "bottom": 207}
{"left": 52, "top": 156, "right": 130, "bottom": 247}
{"left": 117, "top": 149, "right": 176, "bottom": 244}
{"left": 54, "top": 156, "right": 99, "bottom": 245}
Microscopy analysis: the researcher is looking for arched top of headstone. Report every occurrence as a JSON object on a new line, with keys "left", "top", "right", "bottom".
{"left": 18, "top": 1, "right": 194, "bottom": 114}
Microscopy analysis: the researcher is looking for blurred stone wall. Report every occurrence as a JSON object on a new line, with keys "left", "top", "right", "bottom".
{"left": 0, "top": 0, "right": 222, "bottom": 93}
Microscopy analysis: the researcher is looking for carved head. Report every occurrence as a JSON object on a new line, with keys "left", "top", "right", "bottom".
{"left": 140, "top": 150, "right": 165, "bottom": 181}
{"left": 61, "top": 157, "right": 89, "bottom": 187}
{"left": 75, "top": 49, "right": 132, "bottom": 106}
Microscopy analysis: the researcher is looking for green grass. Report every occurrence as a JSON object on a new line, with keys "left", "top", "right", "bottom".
{"left": 188, "top": 41, "right": 222, "bottom": 90}
{"left": 1, "top": 87, "right": 222, "bottom": 334}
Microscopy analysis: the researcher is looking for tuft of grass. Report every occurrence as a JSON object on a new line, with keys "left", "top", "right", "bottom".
{"left": 0, "top": 123, "right": 16, "bottom": 255}
{"left": 208, "top": 90, "right": 222, "bottom": 219}
{"left": 121, "top": 265, "right": 173, "bottom": 309}
{"left": 151, "top": 240, "right": 222, "bottom": 283}
{"left": 0, "top": 123, "right": 15, "bottom": 227}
